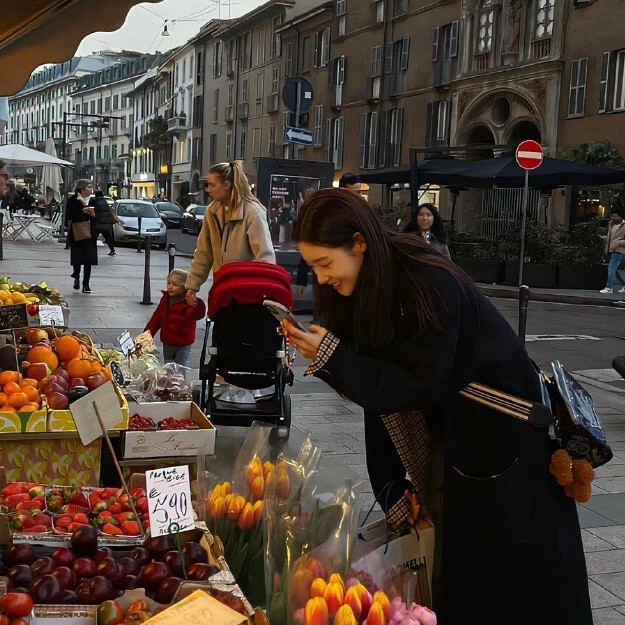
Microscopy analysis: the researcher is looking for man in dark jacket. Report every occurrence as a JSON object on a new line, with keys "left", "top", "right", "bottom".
{"left": 90, "top": 191, "right": 117, "bottom": 256}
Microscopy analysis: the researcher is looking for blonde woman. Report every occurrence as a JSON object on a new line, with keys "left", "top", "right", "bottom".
{"left": 185, "top": 161, "right": 275, "bottom": 306}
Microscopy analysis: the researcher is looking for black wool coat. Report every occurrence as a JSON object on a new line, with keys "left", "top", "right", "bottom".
{"left": 67, "top": 194, "right": 98, "bottom": 266}
{"left": 314, "top": 261, "right": 591, "bottom": 625}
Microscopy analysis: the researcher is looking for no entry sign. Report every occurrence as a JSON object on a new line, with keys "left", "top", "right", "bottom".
{"left": 516, "top": 140, "right": 543, "bottom": 170}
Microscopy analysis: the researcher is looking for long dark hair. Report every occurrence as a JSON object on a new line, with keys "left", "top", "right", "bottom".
{"left": 405, "top": 202, "right": 447, "bottom": 243}
{"left": 292, "top": 189, "right": 467, "bottom": 349}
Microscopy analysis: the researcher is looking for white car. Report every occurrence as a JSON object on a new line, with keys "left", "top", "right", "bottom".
{"left": 113, "top": 200, "right": 167, "bottom": 248}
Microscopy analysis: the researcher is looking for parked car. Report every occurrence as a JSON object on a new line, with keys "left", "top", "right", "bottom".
{"left": 113, "top": 200, "right": 167, "bottom": 247}
{"left": 103, "top": 196, "right": 115, "bottom": 208}
{"left": 181, "top": 204, "right": 207, "bottom": 235}
{"left": 155, "top": 201, "right": 184, "bottom": 228}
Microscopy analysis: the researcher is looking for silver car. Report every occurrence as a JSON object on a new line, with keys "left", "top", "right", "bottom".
{"left": 113, "top": 200, "right": 167, "bottom": 248}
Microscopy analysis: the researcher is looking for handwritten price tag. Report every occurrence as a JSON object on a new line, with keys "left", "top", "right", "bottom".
{"left": 38, "top": 305, "right": 64, "bottom": 326}
{"left": 145, "top": 465, "right": 194, "bottom": 536}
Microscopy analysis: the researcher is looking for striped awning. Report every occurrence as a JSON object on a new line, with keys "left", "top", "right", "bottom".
{"left": 0, "top": 0, "right": 162, "bottom": 96}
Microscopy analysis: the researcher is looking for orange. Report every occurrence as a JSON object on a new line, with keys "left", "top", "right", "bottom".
{"left": 23, "top": 386, "right": 40, "bottom": 403}
{"left": 0, "top": 406, "right": 15, "bottom": 413}
{"left": 7, "top": 393, "right": 28, "bottom": 409}
{"left": 4, "top": 382, "right": 21, "bottom": 395}
{"left": 20, "top": 403, "right": 39, "bottom": 412}
{"left": 67, "top": 357, "right": 99, "bottom": 379}
{"left": 0, "top": 393, "right": 6, "bottom": 405}
{"left": 54, "top": 336, "right": 81, "bottom": 362}
{"left": 0, "top": 371, "right": 19, "bottom": 386}
{"left": 20, "top": 378, "right": 38, "bottom": 388}
{"left": 26, "top": 346, "right": 58, "bottom": 371}
{"left": 102, "top": 367, "right": 113, "bottom": 382}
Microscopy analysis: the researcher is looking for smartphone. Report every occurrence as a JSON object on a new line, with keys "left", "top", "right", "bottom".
{"left": 263, "top": 299, "right": 307, "bottom": 332}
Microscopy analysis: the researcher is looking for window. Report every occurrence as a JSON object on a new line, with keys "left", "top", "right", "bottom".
{"left": 432, "top": 22, "right": 459, "bottom": 85}
{"left": 183, "top": 60, "right": 186, "bottom": 82}
{"left": 213, "top": 41, "right": 223, "bottom": 77}
{"left": 477, "top": 10, "right": 494, "bottom": 53}
{"left": 332, "top": 56, "right": 346, "bottom": 106}
{"left": 104, "top": 96, "right": 111, "bottom": 112}
{"left": 376, "top": 1, "right": 384, "bottom": 23}
{"left": 599, "top": 52, "right": 610, "bottom": 113}
{"left": 227, "top": 39, "right": 237, "bottom": 75}
{"left": 314, "top": 28, "right": 331, "bottom": 68}
{"left": 90, "top": 101, "right": 96, "bottom": 114}
{"left": 272, "top": 16, "right": 283, "bottom": 58}
{"left": 193, "top": 95, "right": 203, "bottom": 127}
{"left": 359, "top": 112, "right": 378, "bottom": 169}
{"left": 239, "top": 130, "right": 247, "bottom": 158}
{"left": 302, "top": 37, "right": 311, "bottom": 72}
{"left": 337, "top": 0, "right": 346, "bottom": 36}
{"left": 426, "top": 100, "right": 450, "bottom": 145}
{"left": 226, "top": 131, "right": 233, "bottom": 160}
{"left": 614, "top": 50, "right": 625, "bottom": 111}
{"left": 385, "top": 38, "right": 409, "bottom": 94}
{"left": 253, "top": 127, "right": 262, "bottom": 157}
{"left": 371, "top": 46, "right": 382, "bottom": 76}
{"left": 103, "top": 145, "right": 110, "bottom": 160}
{"left": 269, "top": 124, "right": 277, "bottom": 156}
{"left": 272, "top": 66, "right": 280, "bottom": 94}
{"left": 241, "top": 78, "right": 249, "bottom": 103}
{"left": 568, "top": 58, "right": 587, "bottom": 116}
{"left": 534, "top": 0, "right": 555, "bottom": 41}
{"left": 256, "top": 72, "right": 264, "bottom": 100}
{"left": 390, "top": 108, "right": 403, "bottom": 166}
{"left": 112, "top": 144, "right": 118, "bottom": 159}
{"left": 285, "top": 42, "right": 295, "bottom": 77}
{"left": 112, "top": 95, "right": 119, "bottom": 110}
{"left": 189, "top": 57, "right": 193, "bottom": 79}
{"left": 314, "top": 105, "right": 323, "bottom": 146}
{"left": 241, "top": 32, "right": 251, "bottom": 71}
{"left": 209, "top": 133, "right": 217, "bottom": 164}
{"left": 228, "top": 83, "right": 234, "bottom": 107}
{"left": 393, "top": 0, "right": 407, "bottom": 16}
{"left": 327, "top": 117, "right": 344, "bottom": 168}
{"left": 175, "top": 63, "right": 179, "bottom": 87}
{"left": 213, "top": 89, "right": 219, "bottom": 123}
{"left": 196, "top": 52, "right": 203, "bottom": 85}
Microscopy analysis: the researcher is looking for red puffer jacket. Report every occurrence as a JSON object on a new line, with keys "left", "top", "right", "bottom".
{"left": 145, "top": 292, "right": 206, "bottom": 346}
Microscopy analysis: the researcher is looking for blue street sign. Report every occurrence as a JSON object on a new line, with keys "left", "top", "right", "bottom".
{"left": 284, "top": 126, "right": 313, "bottom": 146}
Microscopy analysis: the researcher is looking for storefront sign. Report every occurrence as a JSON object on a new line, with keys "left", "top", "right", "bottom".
{"left": 269, "top": 174, "right": 320, "bottom": 244}
{"left": 145, "top": 465, "right": 194, "bottom": 536}
{"left": 0, "top": 303, "right": 28, "bottom": 330}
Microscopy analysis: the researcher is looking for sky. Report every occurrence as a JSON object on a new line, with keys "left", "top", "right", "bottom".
{"left": 76, "top": 0, "right": 263, "bottom": 57}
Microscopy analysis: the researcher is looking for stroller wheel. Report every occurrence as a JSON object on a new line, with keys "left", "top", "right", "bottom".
{"left": 280, "top": 393, "right": 292, "bottom": 429}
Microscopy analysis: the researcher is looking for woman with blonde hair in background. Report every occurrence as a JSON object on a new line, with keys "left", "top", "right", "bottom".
{"left": 185, "top": 160, "right": 275, "bottom": 306}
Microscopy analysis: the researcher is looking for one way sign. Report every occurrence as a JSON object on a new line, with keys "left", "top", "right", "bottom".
{"left": 284, "top": 126, "right": 313, "bottom": 146}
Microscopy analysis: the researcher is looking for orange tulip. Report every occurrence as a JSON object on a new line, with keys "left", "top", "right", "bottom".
{"left": 295, "top": 555, "right": 326, "bottom": 580}
{"left": 237, "top": 501, "right": 255, "bottom": 530}
{"left": 353, "top": 585, "right": 372, "bottom": 618}
{"left": 304, "top": 597, "right": 329, "bottom": 625}
{"left": 334, "top": 605, "right": 357, "bottom": 625}
{"left": 263, "top": 460, "right": 275, "bottom": 478}
{"left": 372, "top": 592, "right": 391, "bottom": 622}
{"left": 365, "top": 602, "right": 386, "bottom": 625}
{"left": 253, "top": 500, "right": 264, "bottom": 525}
{"left": 251, "top": 475, "right": 266, "bottom": 502}
{"left": 323, "top": 582, "right": 344, "bottom": 617}
{"left": 290, "top": 569, "right": 314, "bottom": 610}
{"left": 226, "top": 494, "right": 246, "bottom": 521}
{"left": 210, "top": 496, "right": 227, "bottom": 519}
{"left": 210, "top": 481, "right": 231, "bottom": 502}
{"left": 310, "top": 577, "right": 327, "bottom": 599}
{"left": 247, "top": 457, "right": 263, "bottom": 484}
{"left": 328, "top": 573, "right": 345, "bottom": 592}
{"left": 276, "top": 468, "right": 290, "bottom": 500}
{"left": 344, "top": 586, "right": 362, "bottom": 620}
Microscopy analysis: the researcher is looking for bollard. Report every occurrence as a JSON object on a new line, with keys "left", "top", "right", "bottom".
{"left": 136, "top": 216, "right": 143, "bottom": 253}
{"left": 141, "top": 235, "right": 153, "bottom": 305}
{"left": 0, "top": 212, "right": 4, "bottom": 261}
{"left": 518, "top": 285, "right": 530, "bottom": 344}
{"left": 168, "top": 242, "right": 176, "bottom": 273}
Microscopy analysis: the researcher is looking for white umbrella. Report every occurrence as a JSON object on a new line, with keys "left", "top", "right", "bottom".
{"left": 0, "top": 144, "right": 73, "bottom": 167}
{"left": 40, "top": 138, "right": 63, "bottom": 203}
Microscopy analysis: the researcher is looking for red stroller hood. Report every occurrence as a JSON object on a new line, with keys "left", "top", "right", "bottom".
{"left": 208, "top": 261, "right": 293, "bottom": 319}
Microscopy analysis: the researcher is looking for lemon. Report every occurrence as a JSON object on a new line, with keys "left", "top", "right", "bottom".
{"left": 0, "top": 291, "right": 8, "bottom": 301}
{"left": 0, "top": 412, "right": 21, "bottom": 433}
{"left": 25, "top": 411, "right": 46, "bottom": 433}
{"left": 5, "top": 299, "right": 14, "bottom": 305}
{"left": 0, "top": 285, "right": 9, "bottom": 292}
{"left": 12, "top": 292, "right": 26, "bottom": 303}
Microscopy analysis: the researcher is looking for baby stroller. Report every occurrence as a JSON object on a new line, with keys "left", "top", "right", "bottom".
{"left": 199, "top": 261, "right": 295, "bottom": 428}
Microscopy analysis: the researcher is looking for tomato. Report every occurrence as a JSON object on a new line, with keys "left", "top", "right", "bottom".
{"left": 97, "top": 601, "right": 124, "bottom": 625}
{"left": 0, "top": 593, "right": 33, "bottom": 617}
{"left": 0, "top": 614, "right": 9, "bottom": 625}
{"left": 10, "top": 618, "right": 29, "bottom": 625}
{"left": 125, "top": 600, "right": 149, "bottom": 616}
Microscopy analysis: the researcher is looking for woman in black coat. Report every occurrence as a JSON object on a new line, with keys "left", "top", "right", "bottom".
{"left": 67, "top": 179, "right": 97, "bottom": 293}
{"left": 283, "top": 189, "right": 591, "bottom": 625}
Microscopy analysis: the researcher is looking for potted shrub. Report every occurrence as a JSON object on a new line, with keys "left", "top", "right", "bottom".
{"left": 450, "top": 235, "right": 506, "bottom": 284}
{"left": 557, "top": 220, "right": 606, "bottom": 289}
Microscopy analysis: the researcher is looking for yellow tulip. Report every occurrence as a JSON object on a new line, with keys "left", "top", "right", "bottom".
{"left": 252, "top": 499, "right": 264, "bottom": 525}
{"left": 247, "top": 457, "right": 263, "bottom": 484}
{"left": 276, "top": 468, "right": 290, "bottom": 500}
{"left": 310, "top": 577, "right": 327, "bottom": 599}
{"left": 251, "top": 475, "right": 265, "bottom": 502}
{"left": 323, "top": 582, "right": 344, "bottom": 617}
{"left": 344, "top": 586, "right": 362, "bottom": 620}
{"left": 328, "top": 573, "right": 345, "bottom": 592}
{"left": 372, "top": 592, "right": 391, "bottom": 622}
{"left": 226, "top": 494, "right": 246, "bottom": 521}
{"left": 304, "top": 597, "right": 329, "bottom": 625}
{"left": 210, "top": 496, "right": 227, "bottom": 519}
{"left": 366, "top": 602, "right": 387, "bottom": 625}
{"left": 334, "top": 605, "right": 357, "bottom": 625}
{"left": 263, "top": 460, "right": 275, "bottom": 478}
{"left": 237, "top": 501, "right": 255, "bottom": 530}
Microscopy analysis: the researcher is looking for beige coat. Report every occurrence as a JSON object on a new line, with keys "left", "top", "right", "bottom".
{"left": 606, "top": 221, "right": 625, "bottom": 255}
{"left": 185, "top": 198, "right": 275, "bottom": 292}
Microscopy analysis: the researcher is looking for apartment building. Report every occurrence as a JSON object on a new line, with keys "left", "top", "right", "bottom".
{"left": 70, "top": 54, "right": 151, "bottom": 193}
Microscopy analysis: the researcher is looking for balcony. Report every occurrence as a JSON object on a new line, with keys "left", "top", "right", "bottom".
{"left": 225, "top": 105, "right": 234, "bottom": 122}
{"left": 531, "top": 38, "right": 551, "bottom": 59}
{"left": 167, "top": 114, "right": 188, "bottom": 132}
{"left": 475, "top": 54, "right": 490, "bottom": 72}
{"left": 266, "top": 94, "right": 279, "bottom": 113}
{"left": 238, "top": 103, "right": 249, "bottom": 120}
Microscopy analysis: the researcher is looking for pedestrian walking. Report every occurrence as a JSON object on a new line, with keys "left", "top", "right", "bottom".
{"left": 283, "top": 188, "right": 592, "bottom": 625}
{"left": 403, "top": 202, "right": 451, "bottom": 259}
{"left": 18, "top": 188, "right": 34, "bottom": 214}
{"left": 0, "top": 161, "right": 8, "bottom": 200}
{"left": 185, "top": 160, "right": 275, "bottom": 307}
{"left": 91, "top": 190, "right": 117, "bottom": 256}
{"left": 600, "top": 208, "right": 625, "bottom": 294}
{"left": 67, "top": 179, "right": 97, "bottom": 293}
{"left": 5, "top": 180, "right": 18, "bottom": 215}
{"left": 145, "top": 269, "right": 206, "bottom": 366}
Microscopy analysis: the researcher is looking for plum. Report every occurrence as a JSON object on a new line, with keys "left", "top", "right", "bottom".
{"left": 71, "top": 525, "right": 98, "bottom": 558}
{"left": 138, "top": 561, "right": 170, "bottom": 588}
{"left": 4, "top": 544, "right": 36, "bottom": 567}
{"left": 157, "top": 577, "right": 183, "bottom": 604}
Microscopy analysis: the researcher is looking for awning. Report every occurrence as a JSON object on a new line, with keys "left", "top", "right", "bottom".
{"left": 1, "top": 0, "right": 163, "bottom": 96}
{"left": 0, "top": 143, "right": 74, "bottom": 166}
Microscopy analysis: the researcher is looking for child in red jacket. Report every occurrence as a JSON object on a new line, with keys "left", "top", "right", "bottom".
{"left": 144, "top": 269, "right": 206, "bottom": 366}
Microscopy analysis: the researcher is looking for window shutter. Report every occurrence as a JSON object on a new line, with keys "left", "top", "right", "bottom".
{"left": 569, "top": 59, "right": 580, "bottom": 116}
{"left": 368, "top": 111, "right": 378, "bottom": 169}
{"left": 450, "top": 21, "right": 459, "bottom": 58}
{"left": 444, "top": 98, "right": 452, "bottom": 142}
{"left": 599, "top": 52, "right": 610, "bottom": 113}
{"left": 336, "top": 118, "right": 344, "bottom": 169}
{"left": 425, "top": 102, "right": 434, "bottom": 146}
{"left": 432, "top": 27, "right": 440, "bottom": 62}
{"left": 314, "top": 32, "right": 320, "bottom": 67}
{"left": 578, "top": 57, "right": 588, "bottom": 116}
{"left": 400, "top": 38, "right": 410, "bottom": 71}
{"left": 378, "top": 111, "right": 387, "bottom": 168}
{"left": 338, "top": 56, "right": 346, "bottom": 85}
{"left": 385, "top": 42, "right": 394, "bottom": 74}
{"left": 359, "top": 113, "right": 368, "bottom": 169}
{"left": 326, "top": 118, "right": 333, "bottom": 161}
{"left": 394, "top": 108, "right": 404, "bottom": 166}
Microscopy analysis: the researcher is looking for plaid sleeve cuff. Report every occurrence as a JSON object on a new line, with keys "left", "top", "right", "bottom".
{"left": 387, "top": 496, "right": 411, "bottom": 533}
{"left": 305, "top": 332, "right": 340, "bottom": 375}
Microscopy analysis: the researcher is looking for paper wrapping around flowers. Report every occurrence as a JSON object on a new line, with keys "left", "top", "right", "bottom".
{"left": 0, "top": 437, "right": 101, "bottom": 485}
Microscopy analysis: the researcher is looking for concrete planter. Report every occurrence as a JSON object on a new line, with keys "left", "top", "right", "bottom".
{"left": 453, "top": 257, "right": 506, "bottom": 284}
{"left": 504, "top": 261, "right": 558, "bottom": 288}
{"left": 557, "top": 264, "right": 606, "bottom": 290}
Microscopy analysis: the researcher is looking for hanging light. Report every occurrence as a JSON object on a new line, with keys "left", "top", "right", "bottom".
{"left": 162, "top": 20, "right": 170, "bottom": 37}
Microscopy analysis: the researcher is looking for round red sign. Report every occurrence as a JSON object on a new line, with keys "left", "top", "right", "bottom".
{"left": 515, "top": 140, "right": 544, "bottom": 170}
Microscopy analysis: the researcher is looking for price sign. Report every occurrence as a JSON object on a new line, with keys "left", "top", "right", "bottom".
{"left": 117, "top": 331, "right": 135, "bottom": 356}
{"left": 38, "top": 305, "right": 64, "bottom": 326}
{"left": 69, "top": 382, "right": 124, "bottom": 446}
{"left": 0, "top": 304, "right": 28, "bottom": 331}
{"left": 146, "top": 465, "right": 194, "bottom": 536}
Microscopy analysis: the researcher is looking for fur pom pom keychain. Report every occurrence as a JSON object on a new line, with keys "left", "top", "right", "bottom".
{"left": 549, "top": 449, "right": 594, "bottom": 503}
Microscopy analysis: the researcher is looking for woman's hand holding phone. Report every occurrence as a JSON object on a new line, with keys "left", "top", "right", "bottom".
{"left": 282, "top": 320, "right": 327, "bottom": 360}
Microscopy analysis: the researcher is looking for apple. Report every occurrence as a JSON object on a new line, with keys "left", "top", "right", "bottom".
{"left": 27, "top": 329, "right": 48, "bottom": 345}
{"left": 96, "top": 558, "right": 118, "bottom": 580}
{"left": 187, "top": 563, "right": 221, "bottom": 581}
{"left": 69, "top": 378, "right": 86, "bottom": 388}
{"left": 46, "top": 382, "right": 68, "bottom": 396}
{"left": 60, "top": 589, "right": 78, "bottom": 604}
{"left": 32, "top": 341, "right": 52, "bottom": 351}
{"left": 183, "top": 542, "right": 208, "bottom": 567}
{"left": 26, "top": 362, "right": 51, "bottom": 382}
{"left": 161, "top": 551, "right": 184, "bottom": 578}
{"left": 51, "top": 566, "right": 77, "bottom": 590}
{"left": 52, "top": 548, "right": 74, "bottom": 567}
{"left": 8, "top": 565, "right": 32, "bottom": 588}
{"left": 145, "top": 536, "right": 173, "bottom": 559}
{"left": 138, "top": 562, "right": 170, "bottom": 588}
{"left": 46, "top": 392, "right": 69, "bottom": 410}
{"left": 30, "top": 574, "right": 62, "bottom": 604}
{"left": 123, "top": 575, "right": 138, "bottom": 590}
{"left": 157, "top": 577, "right": 183, "bottom": 604}
{"left": 53, "top": 367, "right": 70, "bottom": 383}
{"left": 95, "top": 548, "right": 114, "bottom": 564}
{"left": 85, "top": 371, "right": 107, "bottom": 391}
{"left": 117, "top": 557, "right": 140, "bottom": 577}
{"left": 129, "top": 547, "right": 151, "bottom": 567}
{"left": 73, "top": 558, "right": 97, "bottom": 579}
{"left": 31, "top": 557, "right": 55, "bottom": 577}
{"left": 3, "top": 544, "right": 36, "bottom": 567}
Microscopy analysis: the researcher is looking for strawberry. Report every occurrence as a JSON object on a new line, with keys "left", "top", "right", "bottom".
{"left": 64, "top": 504, "right": 89, "bottom": 515}
{"left": 23, "top": 524, "right": 48, "bottom": 533}
{"left": 1, "top": 484, "right": 25, "bottom": 496}
{"left": 89, "top": 492, "right": 101, "bottom": 507}
{"left": 73, "top": 512, "right": 89, "bottom": 525}
{"left": 16, "top": 499, "right": 44, "bottom": 512}
{"left": 121, "top": 521, "right": 140, "bottom": 536}
{"left": 131, "top": 488, "right": 146, "bottom": 498}
{"left": 32, "top": 513, "right": 51, "bottom": 527}
{"left": 69, "top": 491, "right": 89, "bottom": 509}
{"left": 103, "top": 523, "right": 123, "bottom": 536}
{"left": 55, "top": 516, "right": 71, "bottom": 529}
{"left": 5, "top": 494, "right": 30, "bottom": 508}
{"left": 93, "top": 501, "right": 108, "bottom": 514}
{"left": 135, "top": 497, "right": 149, "bottom": 514}
{"left": 142, "top": 519, "right": 150, "bottom": 531}
{"left": 98, "top": 510, "right": 112, "bottom": 521}
{"left": 22, "top": 516, "right": 36, "bottom": 529}
{"left": 108, "top": 503, "right": 122, "bottom": 515}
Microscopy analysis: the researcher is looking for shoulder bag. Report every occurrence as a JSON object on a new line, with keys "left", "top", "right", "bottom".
{"left": 72, "top": 220, "right": 92, "bottom": 241}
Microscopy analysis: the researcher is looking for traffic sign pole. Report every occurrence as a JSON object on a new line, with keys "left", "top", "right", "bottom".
{"left": 293, "top": 80, "right": 302, "bottom": 159}
{"left": 519, "top": 169, "right": 529, "bottom": 288}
